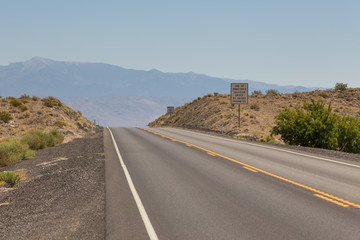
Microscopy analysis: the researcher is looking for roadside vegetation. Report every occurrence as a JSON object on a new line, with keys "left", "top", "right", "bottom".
{"left": 149, "top": 83, "right": 360, "bottom": 154}
{"left": 0, "top": 171, "right": 20, "bottom": 187}
{"left": 0, "top": 129, "right": 64, "bottom": 167}
{"left": 271, "top": 98, "right": 360, "bottom": 153}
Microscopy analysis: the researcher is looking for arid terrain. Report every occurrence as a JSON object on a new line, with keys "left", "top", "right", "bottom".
{"left": 0, "top": 129, "right": 104, "bottom": 240}
{"left": 149, "top": 88, "right": 360, "bottom": 142}
{"left": 0, "top": 96, "right": 92, "bottom": 143}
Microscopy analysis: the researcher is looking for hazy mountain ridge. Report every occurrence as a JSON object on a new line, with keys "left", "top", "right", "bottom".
{"left": 0, "top": 58, "right": 323, "bottom": 126}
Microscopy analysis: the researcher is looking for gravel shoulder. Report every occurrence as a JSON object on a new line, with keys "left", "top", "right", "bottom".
{"left": 0, "top": 128, "right": 105, "bottom": 240}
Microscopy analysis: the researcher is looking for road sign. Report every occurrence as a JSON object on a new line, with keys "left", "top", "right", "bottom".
{"left": 167, "top": 106, "right": 175, "bottom": 114}
{"left": 231, "top": 83, "right": 248, "bottom": 104}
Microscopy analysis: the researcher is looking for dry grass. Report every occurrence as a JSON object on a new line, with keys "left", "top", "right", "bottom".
{"left": 0, "top": 96, "right": 92, "bottom": 143}
{"left": 149, "top": 88, "right": 360, "bottom": 142}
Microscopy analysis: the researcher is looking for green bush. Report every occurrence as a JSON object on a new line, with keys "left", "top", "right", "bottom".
{"left": 252, "top": 90, "right": 263, "bottom": 95}
{"left": 0, "top": 171, "right": 20, "bottom": 187}
{"left": 334, "top": 83, "right": 347, "bottom": 91}
{"left": 10, "top": 99, "right": 22, "bottom": 107}
{"left": 21, "top": 130, "right": 64, "bottom": 150}
{"left": 20, "top": 94, "right": 30, "bottom": 99}
{"left": 266, "top": 89, "right": 279, "bottom": 96}
{"left": 336, "top": 115, "right": 360, "bottom": 153}
{"left": 42, "top": 96, "right": 62, "bottom": 108}
{"left": 0, "top": 111, "right": 12, "bottom": 123}
{"left": 272, "top": 99, "right": 360, "bottom": 153}
{"left": 54, "top": 120, "right": 67, "bottom": 128}
{"left": 0, "top": 140, "right": 34, "bottom": 167}
{"left": 18, "top": 105, "right": 28, "bottom": 112}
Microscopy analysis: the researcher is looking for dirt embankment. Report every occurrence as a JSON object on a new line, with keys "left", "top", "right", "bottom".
{"left": 149, "top": 88, "right": 360, "bottom": 141}
{"left": 0, "top": 96, "right": 92, "bottom": 143}
{"left": 0, "top": 128, "right": 104, "bottom": 240}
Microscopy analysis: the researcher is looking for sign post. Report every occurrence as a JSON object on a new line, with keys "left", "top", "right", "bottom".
{"left": 231, "top": 83, "right": 248, "bottom": 128}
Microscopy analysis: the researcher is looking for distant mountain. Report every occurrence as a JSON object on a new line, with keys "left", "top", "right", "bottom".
{"left": 0, "top": 57, "right": 324, "bottom": 126}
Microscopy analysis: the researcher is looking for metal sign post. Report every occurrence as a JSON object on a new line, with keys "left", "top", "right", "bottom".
{"left": 238, "top": 104, "right": 240, "bottom": 128}
{"left": 231, "top": 83, "right": 248, "bottom": 128}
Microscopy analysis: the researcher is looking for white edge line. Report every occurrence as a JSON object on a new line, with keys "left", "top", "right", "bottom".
{"left": 156, "top": 128, "right": 360, "bottom": 169}
{"left": 107, "top": 127, "right": 159, "bottom": 240}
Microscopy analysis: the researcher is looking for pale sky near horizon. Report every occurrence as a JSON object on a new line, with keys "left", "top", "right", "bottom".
{"left": 1, "top": 0, "right": 359, "bottom": 88}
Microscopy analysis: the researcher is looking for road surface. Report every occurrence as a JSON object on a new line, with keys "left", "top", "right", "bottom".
{"left": 105, "top": 127, "right": 360, "bottom": 240}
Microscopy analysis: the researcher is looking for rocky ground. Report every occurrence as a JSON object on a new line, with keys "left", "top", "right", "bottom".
{"left": 149, "top": 88, "right": 360, "bottom": 141}
{"left": 0, "top": 96, "right": 92, "bottom": 143}
{"left": 0, "top": 128, "right": 104, "bottom": 240}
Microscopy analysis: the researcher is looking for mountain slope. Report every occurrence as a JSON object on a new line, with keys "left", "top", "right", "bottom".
{"left": 149, "top": 88, "right": 360, "bottom": 141}
{"left": 0, "top": 57, "right": 324, "bottom": 126}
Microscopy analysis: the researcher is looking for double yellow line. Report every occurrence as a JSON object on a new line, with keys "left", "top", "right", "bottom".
{"left": 140, "top": 128, "right": 360, "bottom": 209}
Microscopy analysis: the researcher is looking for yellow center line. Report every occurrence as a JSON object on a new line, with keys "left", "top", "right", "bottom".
{"left": 243, "top": 166, "right": 258, "bottom": 173}
{"left": 139, "top": 128, "right": 360, "bottom": 209}
{"left": 314, "top": 194, "right": 349, "bottom": 208}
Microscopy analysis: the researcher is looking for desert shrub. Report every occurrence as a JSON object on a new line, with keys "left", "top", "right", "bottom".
{"left": 272, "top": 99, "right": 360, "bottom": 153}
{"left": 42, "top": 96, "right": 62, "bottom": 108}
{"left": 213, "top": 92, "right": 219, "bottom": 96}
{"left": 0, "top": 140, "right": 34, "bottom": 167}
{"left": 32, "top": 96, "right": 40, "bottom": 101}
{"left": 20, "top": 94, "right": 30, "bottom": 99}
{"left": 259, "top": 135, "right": 275, "bottom": 143}
{"left": 18, "top": 105, "right": 28, "bottom": 112}
{"left": 0, "top": 111, "right": 12, "bottom": 123}
{"left": 54, "top": 120, "right": 67, "bottom": 128}
{"left": 0, "top": 171, "right": 20, "bottom": 187}
{"left": 197, "top": 96, "right": 201, "bottom": 100}
{"left": 319, "top": 93, "right": 329, "bottom": 98}
{"left": 336, "top": 115, "right": 360, "bottom": 153}
{"left": 252, "top": 90, "right": 262, "bottom": 95}
{"left": 334, "top": 83, "right": 347, "bottom": 91}
{"left": 266, "top": 89, "right": 279, "bottom": 96}
{"left": 21, "top": 130, "right": 64, "bottom": 150}
{"left": 10, "top": 99, "right": 22, "bottom": 107}
{"left": 220, "top": 101, "right": 227, "bottom": 104}
{"left": 250, "top": 104, "right": 260, "bottom": 111}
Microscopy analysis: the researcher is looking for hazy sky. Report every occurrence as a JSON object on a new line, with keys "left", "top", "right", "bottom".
{"left": 1, "top": 0, "right": 359, "bottom": 88}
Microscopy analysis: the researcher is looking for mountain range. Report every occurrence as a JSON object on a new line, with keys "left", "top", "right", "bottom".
{"left": 0, "top": 57, "right": 323, "bottom": 126}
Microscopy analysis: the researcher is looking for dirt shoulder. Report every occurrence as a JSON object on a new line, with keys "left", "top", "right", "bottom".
{"left": 0, "top": 128, "right": 104, "bottom": 240}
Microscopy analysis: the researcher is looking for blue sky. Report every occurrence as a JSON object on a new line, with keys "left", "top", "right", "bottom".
{"left": 1, "top": 0, "right": 359, "bottom": 88}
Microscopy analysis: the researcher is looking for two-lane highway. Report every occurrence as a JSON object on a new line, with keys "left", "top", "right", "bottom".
{"left": 105, "top": 127, "right": 360, "bottom": 240}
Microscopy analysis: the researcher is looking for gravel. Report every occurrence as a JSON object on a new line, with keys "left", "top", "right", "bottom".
{"left": 0, "top": 128, "right": 105, "bottom": 240}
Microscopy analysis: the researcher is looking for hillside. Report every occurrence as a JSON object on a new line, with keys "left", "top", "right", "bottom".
{"left": 0, "top": 57, "right": 323, "bottom": 126}
{"left": 148, "top": 88, "right": 360, "bottom": 142}
{"left": 0, "top": 95, "right": 92, "bottom": 142}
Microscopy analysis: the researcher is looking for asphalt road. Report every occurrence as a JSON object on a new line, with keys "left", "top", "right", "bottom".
{"left": 105, "top": 127, "right": 360, "bottom": 240}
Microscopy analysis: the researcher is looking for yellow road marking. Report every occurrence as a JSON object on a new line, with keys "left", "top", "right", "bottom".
{"left": 243, "top": 166, "right": 258, "bottom": 173}
{"left": 139, "top": 128, "right": 360, "bottom": 208}
{"left": 314, "top": 194, "right": 349, "bottom": 208}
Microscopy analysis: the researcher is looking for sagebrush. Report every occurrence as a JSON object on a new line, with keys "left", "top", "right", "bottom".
{"left": 0, "top": 171, "right": 20, "bottom": 187}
